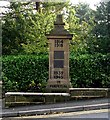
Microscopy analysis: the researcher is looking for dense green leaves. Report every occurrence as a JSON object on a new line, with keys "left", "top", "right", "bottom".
{"left": 2, "top": 2, "right": 33, "bottom": 55}
{"left": 2, "top": 2, "right": 69, "bottom": 55}
{"left": 2, "top": 54, "right": 110, "bottom": 92}
{"left": 2, "top": 2, "right": 109, "bottom": 55}
{"left": 2, "top": 55, "right": 49, "bottom": 92}
{"left": 65, "top": 2, "right": 95, "bottom": 54}
{"left": 90, "top": 2, "right": 110, "bottom": 54}
{"left": 2, "top": 2, "right": 110, "bottom": 91}
{"left": 70, "top": 53, "right": 110, "bottom": 88}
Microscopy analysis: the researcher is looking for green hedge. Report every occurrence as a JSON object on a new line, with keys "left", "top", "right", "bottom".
{"left": 70, "top": 54, "right": 110, "bottom": 88}
{"left": 2, "top": 55, "right": 49, "bottom": 92}
{"left": 2, "top": 53, "right": 110, "bottom": 92}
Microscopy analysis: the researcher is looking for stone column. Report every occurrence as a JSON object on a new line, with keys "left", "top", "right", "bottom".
{"left": 46, "top": 14, "right": 73, "bottom": 93}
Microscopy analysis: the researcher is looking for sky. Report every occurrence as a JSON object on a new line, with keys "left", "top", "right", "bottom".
{"left": 0, "top": 0, "right": 106, "bottom": 13}
{"left": 0, "top": 0, "right": 101, "bottom": 14}
{"left": 0, "top": 0, "right": 101, "bottom": 7}
{"left": 70, "top": 0, "right": 101, "bottom": 9}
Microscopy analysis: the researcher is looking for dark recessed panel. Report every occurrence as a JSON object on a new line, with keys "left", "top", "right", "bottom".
{"left": 54, "top": 60, "right": 64, "bottom": 68}
{"left": 54, "top": 51, "right": 64, "bottom": 59}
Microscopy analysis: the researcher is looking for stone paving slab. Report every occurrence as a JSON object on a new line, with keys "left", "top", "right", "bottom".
{"left": 1, "top": 98, "right": 110, "bottom": 117}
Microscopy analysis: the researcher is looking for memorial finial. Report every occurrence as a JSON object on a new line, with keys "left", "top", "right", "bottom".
{"left": 54, "top": 14, "right": 65, "bottom": 25}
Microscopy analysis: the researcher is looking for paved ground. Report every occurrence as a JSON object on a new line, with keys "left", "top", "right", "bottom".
{"left": 2, "top": 109, "right": 110, "bottom": 120}
{"left": 3, "top": 98, "right": 109, "bottom": 111}
{"left": 1, "top": 98, "right": 110, "bottom": 118}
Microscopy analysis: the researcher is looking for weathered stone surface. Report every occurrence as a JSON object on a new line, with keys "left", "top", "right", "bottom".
{"left": 46, "top": 14, "right": 73, "bottom": 38}
{"left": 46, "top": 14, "right": 73, "bottom": 92}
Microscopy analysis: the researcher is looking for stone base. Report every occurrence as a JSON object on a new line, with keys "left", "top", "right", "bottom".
{"left": 46, "top": 79, "right": 72, "bottom": 93}
{"left": 46, "top": 84, "right": 71, "bottom": 93}
{"left": 46, "top": 87, "right": 70, "bottom": 93}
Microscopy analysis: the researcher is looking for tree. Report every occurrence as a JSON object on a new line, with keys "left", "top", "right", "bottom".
{"left": 2, "top": 2, "right": 69, "bottom": 55}
{"left": 74, "top": 2, "right": 95, "bottom": 23}
{"left": 2, "top": 2, "right": 34, "bottom": 55}
{"left": 65, "top": 3, "right": 95, "bottom": 54}
{"left": 91, "top": 1, "right": 110, "bottom": 54}
{"left": 21, "top": 1, "right": 70, "bottom": 54}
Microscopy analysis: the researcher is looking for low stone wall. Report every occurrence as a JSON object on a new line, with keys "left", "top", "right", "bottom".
{"left": 69, "top": 88, "right": 108, "bottom": 100}
{"left": 5, "top": 88, "right": 109, "bottom": 107}
{"left": 5, "top": 92, "right": 70, "bottom": 107}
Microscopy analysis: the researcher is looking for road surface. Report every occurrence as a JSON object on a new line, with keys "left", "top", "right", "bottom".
{"left": 2, "top": 109, "right": 110, "bottom": 120}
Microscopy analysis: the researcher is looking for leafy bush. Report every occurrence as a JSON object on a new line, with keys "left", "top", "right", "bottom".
{"left": 70, "top": 53, "right": 110, "bottom": 88}
{"left": 2, "top": 55, "right": 49, "bottom": 92}
{"left": 2, "top": 53, "right": 110, "bottom": 92}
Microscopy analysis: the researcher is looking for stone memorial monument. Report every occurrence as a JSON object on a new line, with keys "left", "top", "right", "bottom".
{"left": 46, "top": 14, "right": 73, "bottom": 92}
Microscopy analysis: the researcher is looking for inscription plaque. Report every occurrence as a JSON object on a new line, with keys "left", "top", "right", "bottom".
{"left": 54, "top": 60, "right": 64, "bottom": 68}
{"left": 54, "top": 71, "right": 63, "bottom": 79}
{"left": 55, "top": 40, "right": 63, "bottom": 47}
{"left": 54, "top": 51, "right": 64, "bottom": 59}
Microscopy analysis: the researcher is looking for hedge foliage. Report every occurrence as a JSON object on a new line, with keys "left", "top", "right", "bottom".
{"left": 2, "top": 55, "right": 49, "bottom": 92}
{"left": 2, "top": 53, "right": 110, "bottom": 92}
{"left": 70, "top": 53, "right": 110, "bottom": 88}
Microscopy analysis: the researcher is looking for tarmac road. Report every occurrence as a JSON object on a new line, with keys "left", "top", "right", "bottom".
{"left": 2, "top": 109, "right": 110, "bottom": 120}
{"left": 1, "top": 98, "right": 110, "bottom": 119}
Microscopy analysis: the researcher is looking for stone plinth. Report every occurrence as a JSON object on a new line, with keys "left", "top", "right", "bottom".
{"left": 46, "top": 14, "right": 73, "bottom": 93}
